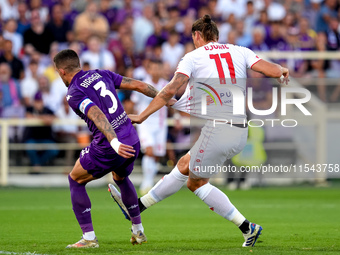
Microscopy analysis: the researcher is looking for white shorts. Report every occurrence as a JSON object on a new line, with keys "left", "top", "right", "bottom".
{"left": 189, "top": 120, "right": 248, "bottom": 178}
{"left": 137, "top": 123, "right": 167, "bottom": 157}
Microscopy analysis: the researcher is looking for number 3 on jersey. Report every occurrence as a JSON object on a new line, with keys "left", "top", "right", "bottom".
{"left": 94, "top": 81, "right": 118, "bottom": 114}
{"left": 210, "top": 53, "right": 236, "bottom": 84}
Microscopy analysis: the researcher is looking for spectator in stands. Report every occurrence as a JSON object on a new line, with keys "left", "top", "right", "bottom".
{"left": 161, "top": 30, "right": 184, "bottom": 71}
{"left": 326, "top": 17, "right": 340, "bottom": 51}
{"left": 120, "top": 34, "right": 139, "bottom": 70}
{"left": 286, "top": 27, "right": 308, "bottom": 77}
{"left": 255, "top": 10, "right": 270, "bottom": 36}
{"left": 179, "top": 16, "right": 195, "bottom": 45}
{"left": 61, "top": 0, "right": 79, "bottom": 27}
{"left": 227, "top": 30, "right": 238, "bottom": 45}
{"left": 3, "top": 19, "right": 23, "bottom": 57}
{"left": 216, "top": 0, "right": 246, "bottom": 20}
{"left": 54, "top": 95, "right": 79, "bottom": 171}
{"left": 218, "top": 14, "right": 235, "bottom": 43}
{"left": 43, "top": 42, "right": 60, "bottom": 84}
{"left": 145, "top": 17, "right": 168, "bottom": 53}
{"left": 235, "top": 20, "right": 252, "bottom": 47}
{"left": 16, "top": 1, "right": 30, "bottom": 35}
{"left": 29, "top": 0, "right": 48, "bottom": 23}
{"left": 21, "top": 60, "right": 39, "bottom": 107}
{"left": 100, "top": 0, "right": 116, "bottom": 30}
{"left": 24, "top": 91, "right": 58, "bottom": 172}
{"left": 108, "top": 23, "right": 133, "bottom": 74}
{"left": 244, "top": 1, "right": 257, "bottom": 35}
{"left": 315, "top": 0, "right": 337, "bottom": 33}
{"left": 164, "top": 6, "right": 181, "bottom": 31}
{"left": 265, "top": 21, "right": 289, "bottom": 51}
{"left": 0, "top": 62, "right": 25, "bottom": 141}
{"left": 303, "top": 0, "right": 322, "bottom": 31}
{"left": 23, "top": 9, "right": 55, "bottom": 55}
{"left": 69, "top": 41, "right": 82, "bottom": 56}
{"left": 37, "top": 75, "right": 62, "bottom": 113}
{"left": 154, "top": 1, "right": 169, "bottom": 22}
{"left": 73, "top": 1, "right": 109, "bottom": 43}
{"left": 0, "top": 0, "right": 18, "bottom": 20}
{"left": 115, "top": 0, "right": 141, "bottom": 26}
{"left": 0, "top": 62, "right": 21, "bottom": 109}
{"left": 298, "top": 17, "right": 316, "bottom": 51}
{"left": 80, "top": 35, "right": 116, "bottom": 71}
{"left": 250, "top": 26, "right": 269, "bottom": 51}
{"left": 133, "top": 4, "right": 154, "bottom": 53}
{"left": 0, "top": 40, "right": 24, "bottom": 80}
{"left": 46, "top": 4, "right": 72, "bottom": 44}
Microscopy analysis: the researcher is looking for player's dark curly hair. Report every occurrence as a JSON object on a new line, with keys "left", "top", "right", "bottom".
{"left": 192, "top": 14, "right": 219, "bottom": 42}
{"left": 54, "top": 49, "right": 80, "bottom": 73}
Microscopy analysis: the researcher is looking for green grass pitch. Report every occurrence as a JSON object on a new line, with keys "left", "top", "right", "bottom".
{"left": 0, "top": 185, "right": 339, "bottom": 255}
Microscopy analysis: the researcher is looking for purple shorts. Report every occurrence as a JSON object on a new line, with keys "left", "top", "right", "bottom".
{"left": 79, "top": 142, "right": 140, "bottom": 179}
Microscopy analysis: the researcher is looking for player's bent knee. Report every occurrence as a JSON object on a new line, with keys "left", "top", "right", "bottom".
{"left": 187, "top": 178, "right": 209, "bottom": 192}
{"left": 144, "top": 147, "right": 154, "bottom": 157}
{"left": 177, "top": 154, "right": 190, "bottom": 175}
{"left": 112, "top": 172, "right": 125, "bottom": 181}
{"left": 69, "top": 173, "right": 88, "bottom": 185}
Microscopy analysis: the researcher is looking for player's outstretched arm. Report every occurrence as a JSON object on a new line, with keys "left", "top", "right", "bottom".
{"left": 87, "top": 105, "right": 135, "bottom": 158}
{"left": 129, "top": 73, "right": 189, "bottom": 124}
{"left": 251, "top": 59, "right": 289, "bottom": 85}
{"left": 120, "top": 76, "right": 159, "bottom": 98}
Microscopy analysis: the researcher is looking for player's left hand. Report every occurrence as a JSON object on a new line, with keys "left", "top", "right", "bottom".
{"left": 117, "top": 143, "right": 136, "bottom": 158}
{"left": 128, "top": 114, "right": 143, "bottom": 124}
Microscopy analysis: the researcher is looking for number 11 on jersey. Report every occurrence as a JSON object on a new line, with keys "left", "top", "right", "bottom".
{"left": 209, "top": 53, "right": 236, "bottom": 84}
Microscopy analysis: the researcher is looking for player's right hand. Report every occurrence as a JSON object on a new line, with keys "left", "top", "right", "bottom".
{"left": 117, "top": 143, "right": 136, "bottom": 158}
{"left": 278, "top": 67, "right": 289, "bottom": 85}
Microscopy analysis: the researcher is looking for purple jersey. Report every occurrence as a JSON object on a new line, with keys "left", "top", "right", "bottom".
{"left": 67, "top": 69, "right": 139, "bottom": 157}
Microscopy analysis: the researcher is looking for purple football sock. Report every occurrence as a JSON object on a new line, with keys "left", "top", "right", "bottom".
{"left": 114, "top": 177, "right": 141, "bottom": 224}
{"left": 68, "top": 175, "right": 93, "bottom": 234}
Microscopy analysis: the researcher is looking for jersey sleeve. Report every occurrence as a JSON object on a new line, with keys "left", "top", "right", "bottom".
{"left": 241, "top": 47, "right": 262, "bottom": 69}
{"left": 175, "top": 53, "right": 194, "bottom": 78}
{"left": 104, "top": 70, "right": 123, "bottom": 89}
{"left": 68, "top": 88, "right": 96, "bottom": 116}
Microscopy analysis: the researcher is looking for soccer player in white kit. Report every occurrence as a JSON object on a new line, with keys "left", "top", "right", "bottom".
{"left": 110, "top": 15, "right": 289, "bottom": 247}
{"left": 131, "top": 59, "right": 168, "bottom": 195}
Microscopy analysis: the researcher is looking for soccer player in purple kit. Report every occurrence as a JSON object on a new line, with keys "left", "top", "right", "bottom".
{"left": 53, "top": 49, "right": 162, "bottom": 248}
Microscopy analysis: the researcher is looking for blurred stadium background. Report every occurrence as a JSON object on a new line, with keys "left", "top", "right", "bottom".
{"left": 0, "top": 0, "right": 340, "bottom": 188}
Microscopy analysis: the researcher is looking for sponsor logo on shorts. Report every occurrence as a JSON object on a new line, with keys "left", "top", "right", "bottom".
{"left": 81, "top": 148, "right": 90, "bottom": 157}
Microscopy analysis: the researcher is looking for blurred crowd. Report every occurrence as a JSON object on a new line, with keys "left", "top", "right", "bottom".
{"left": 1, "top": 0, "right": 340, "bottom": 168}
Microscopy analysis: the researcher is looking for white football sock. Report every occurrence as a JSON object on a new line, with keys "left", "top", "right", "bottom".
{"left": 83, "top": 231, "right": 96, "bottom": 240}
{"left": 141, "top": 166, "right": 188, "bottom": 208}
{"left": 132, "top": 223, "right": 144, "bottom": 234}
{"left": 194, "top": 183, "right": 246, "bottom": 226}
{"left": 140, "top": 155, "right": 158, "bottom": 190}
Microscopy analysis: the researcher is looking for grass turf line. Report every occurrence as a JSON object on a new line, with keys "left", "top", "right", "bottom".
{"left": 0, "top": 186, "right": 339, "bottom": 254}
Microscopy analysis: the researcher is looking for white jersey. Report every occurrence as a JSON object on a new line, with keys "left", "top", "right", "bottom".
{"left": 131, "top": 75, "right": 168, "bottom": 129}
{"left": 172, "top": 42, "right": 261, "bottom": 122}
